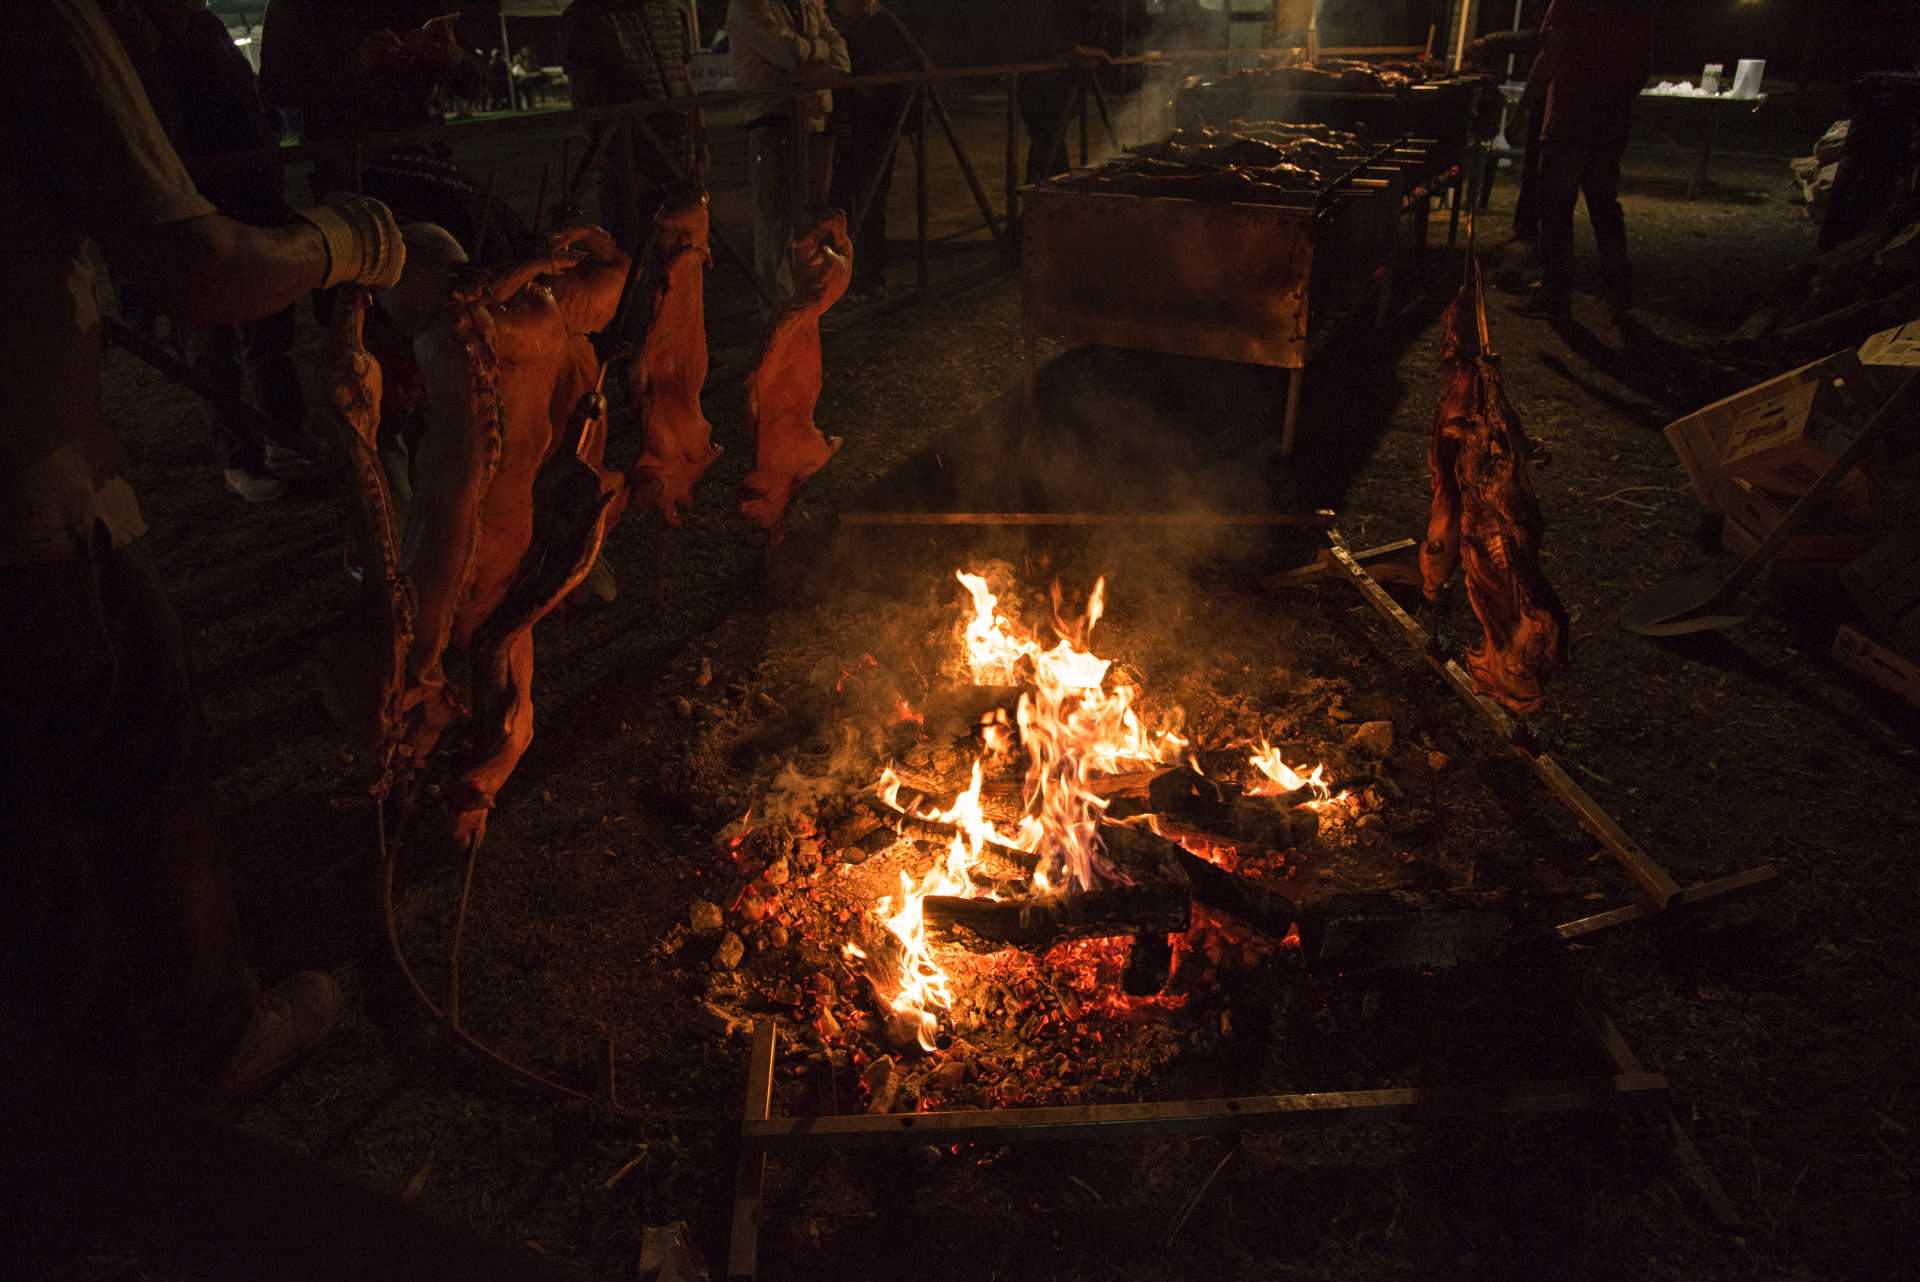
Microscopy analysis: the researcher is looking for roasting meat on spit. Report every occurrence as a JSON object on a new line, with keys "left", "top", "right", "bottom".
{"left": 740, "top": 210, "right": 851, "bottom": 541}
{"left": 627, "top": 186, "right": 722, "bottom": 526}
{"left": 327, "top": 222, "right": 636, "bottom": 844}
{"left": 437, "top": 229, "right": 630, "bottom": 846}
{"left": 315, "top": 287, "right": 417, "bottom": 777}
{"left": 1420, "top": 255, "right": 1569, "bottom": 714}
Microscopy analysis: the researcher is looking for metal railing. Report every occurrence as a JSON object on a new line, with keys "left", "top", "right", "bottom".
{"left": 186, "top": 46, "right": 1431, "bottom": 312}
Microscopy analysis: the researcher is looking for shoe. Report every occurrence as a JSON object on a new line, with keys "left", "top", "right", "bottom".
{"left": 203, "top": 970, "right": 340, "bottom": 1110}
{"left": 224, "top": 467, "right": 286, "bottom": 503}
{"left": 1508, "top": 291, "right": 1571, "bottom": 320}
{"left": 265, "top": 442, "right": 320, "bottom": 480}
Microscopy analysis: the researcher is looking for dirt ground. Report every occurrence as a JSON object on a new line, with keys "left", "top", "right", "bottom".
{"left": 59, "top": 116, "right": 1920, "bottom": 1282}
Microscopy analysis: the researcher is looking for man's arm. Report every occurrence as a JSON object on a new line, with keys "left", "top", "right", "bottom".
{"left": 95, "top": 216, "right": 329, "bottom": 326}
{"left": 820, "top": 13, "right": 851, "bottom": 75}
{"left": 729, "top": 0, "right": 832, "bottom": 72}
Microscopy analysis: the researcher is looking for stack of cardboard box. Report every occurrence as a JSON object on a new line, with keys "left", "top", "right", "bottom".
{"left": 1665, "top": 323, "right": 1920, "bottom": 705}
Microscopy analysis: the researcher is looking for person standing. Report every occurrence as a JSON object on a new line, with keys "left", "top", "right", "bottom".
{"left": 727, "top": 0, "right": 849, "bottom": 304}
{"left": 1013, "top": 0, "right": 1111, "bottom": 189}
{"left": 1, "top": 0, "right": 404, "bottom": 1106}
{"left": 562, "top": 0, "right": 711, "bottom": 255}
{"left": 107, "top": 0, "right": 319, "bottom": 503}
{"left": 261, "top": 1, "right": 512, "bottom": 263}
{"left": 1475, "top": 0, "right": 1653, "bottom": 318}
{"left": 826, "top": 0, "right": 926, "bottom": 305}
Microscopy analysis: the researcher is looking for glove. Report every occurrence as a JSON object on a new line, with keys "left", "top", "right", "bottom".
{"left": 296, "top": 195, "right": 406, "bottom": 289}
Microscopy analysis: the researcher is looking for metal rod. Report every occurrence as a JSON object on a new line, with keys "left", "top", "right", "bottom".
{"left": 447, "top": 832, "right": 481, "bottom": 1028}
{"left": 475, "top": 171, "right": 497, "bottom": 265}
{"left": 1005, "top": 71, "right": 1020, "bottom": 260}
{"left": 914, "top": 120, "right": 929, "bottom": 290}
{"left": 839, "top": 510, "right": 1338, "bottom": 527}
{"left": 728, "top": 1022, "right": 777, "bottom": 1281}
{"left": 741, "top": 1074, "right": 1668, "bottom": 1149}
{"left": 1087, "top": 69, "right": 1123, "bottom": 154}
{"left": 530, "top": 161, "right": 550, "bottom": 237}
{"left": 924, "top": 83, "right": 1004, "bottom": 246}
{"left": 1077, "top": 72, "right": 1090, "bottom": 167}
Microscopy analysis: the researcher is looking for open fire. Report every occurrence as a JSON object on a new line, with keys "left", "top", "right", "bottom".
{"left": 849, "top": 569, "right": 1337, "bottom": 1052}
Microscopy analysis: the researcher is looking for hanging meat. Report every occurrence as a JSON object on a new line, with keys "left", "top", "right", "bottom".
{"left": 1420, "top": 255, "right": 1569, "bottom": 714}
{"left": 437, "top": 229, "right": 631, "bottom": 847}
{"left": 457, "top": 372, "right": 623, "bottom": 849}
{"left": 628, "top": 186, "right": 722, "bottom": 526}
{"left": 740, "top": 210, "right": 852, "bottom": 542}
{"left": 315, "top": 287, "right": 416, "bottom": 780}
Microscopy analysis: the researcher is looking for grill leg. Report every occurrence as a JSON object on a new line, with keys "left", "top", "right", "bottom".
{"left": 1447, "top": 174, "right": 1464, "bottom": 248}
{"left": 1281, "top": 367, "right": 1304, "bottom": 458}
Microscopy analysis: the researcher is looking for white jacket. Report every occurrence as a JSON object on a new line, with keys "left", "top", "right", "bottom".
{"left": 726, "top": 0, "right": 849, "bottom": 131}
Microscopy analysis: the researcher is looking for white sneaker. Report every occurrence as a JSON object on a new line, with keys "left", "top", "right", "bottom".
{"left": 265, "top": 442, "right": 319, "bottom": 479}
{"left": 224, "top": 468, "right": 286, "bottom": 503}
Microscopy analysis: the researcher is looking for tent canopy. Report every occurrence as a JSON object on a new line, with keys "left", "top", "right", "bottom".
{"left": 499, "top": 1, "right": 571, "bottom": 16}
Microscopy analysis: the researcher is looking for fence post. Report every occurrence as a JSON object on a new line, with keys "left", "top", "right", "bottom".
{"left": 1006, "top": 71, "right": 1020, "bottom": 262}
{"left": 1077, "top": 72, "right": 1089, "bottom": 167}
{"left": 914, "top": 118, "right": 929, "bottom": 290}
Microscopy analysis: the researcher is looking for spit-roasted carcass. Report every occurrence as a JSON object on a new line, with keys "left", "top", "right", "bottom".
{"left": 324, "top": 223, "right": 636, "bottom": 846}
{"left": 627, "top": 186, "right": 722, "bottom": 526}
{"left": 739, "top": 210, "right": 852, "bottom": 542}
{"left": 315, "top": 287, "right": 417, "bottom": 782}
{"left": 1420, "top": 256, "right": 1569, "bottom": 714}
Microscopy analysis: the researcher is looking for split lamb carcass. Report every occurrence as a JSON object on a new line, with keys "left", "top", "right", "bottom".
{"left": 628, "top": 186, "right": 722, "bottom": 525}
{"left": 439, "top": 229, "right": 632, "bottom": 846}
{"left": 1419, "top": 255, "right": 1569, "bottom": 714}
{"left": 457, "top": 374, "right": 623, "bottom": 849}
{"left": 315, "top": 287, "right": 417, "bottom": 777}
{"left": 739, "top": 210, "right": 852, "bottom": 541}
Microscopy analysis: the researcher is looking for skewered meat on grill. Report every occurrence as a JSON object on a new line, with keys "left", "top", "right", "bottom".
{"left": 740, "top": 210, "right": 851, "bottom": 542}
{"left": 1421, "top": 256, "right": 1569, "bottom": 714}
{"left": 628, "top": 186, "right": 722, "bottom": 526}
{"left": 315, "top": 287, "right": 416, "bottom": 774}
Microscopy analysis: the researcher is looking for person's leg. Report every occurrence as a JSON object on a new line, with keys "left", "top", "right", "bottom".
{"left": 1512, "top": 106, "right": 1545, "bottom": 242}
{"left": 1020, "top": 76, "right": 1072, "bottom": 186}
{"left": 0, "top": 534, "right": 257, "bottom": 1077}
{"left": 598, "top": 155, "right": 635, "bottom": 254}
{"left": 176, "top": 322, "right": 252, "bottom": 475}
{"left": 1583, "top": 141, "right": 1632, "bottom": 307}
{"left": 855, "top": 145, "right": 897, "bottom": 293}
{"left": 806, "top": 128, "right": 835, "bottom": 210}
{"left": 239, "top": 306, "right": 317, "bottom": 472}
{"left": 1524, "top": 141, "right": 1583, "bottom": 314}
{"left": 748, "top": 128, "right": 794, "bottom": 306}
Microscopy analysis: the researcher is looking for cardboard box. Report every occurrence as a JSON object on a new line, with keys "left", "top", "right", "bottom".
{"left": 1666, "top": 348, "right": 1902, "bottom": 524}
{"left": 1718, "top": 367, "right": 1873, "bottom": 506}
{"left": 1832, "top": 623, "right": 1920, "bottom": 709}
{"left": 1841, "top": 530, "right": 1920, "bottom": 656}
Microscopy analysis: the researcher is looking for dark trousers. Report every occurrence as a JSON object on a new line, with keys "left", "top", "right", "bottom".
{"left": 1536, "top": 139, "right": 1631, "bottom": 304}
{"left": 830, "top": 111, "right": 900, "bottom": 292}
{"left": 0, "top": 532, "right": 254, "bottom": 1078}
{"left": 598, "top": 121, "right": 694, "bottom": 256}
{"left": 1513, "top": 106, "right": 1545, "bottom": 242}
{"left": 176, "top": 307, "right": 308, "bottom": 473}
{"left": 1019, "top": 73, "right": 1078, "bottom": 187}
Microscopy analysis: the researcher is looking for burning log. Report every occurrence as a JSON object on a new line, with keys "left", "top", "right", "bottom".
{"left": 1105, "top": 767, "right": 1322, "bottom": 850}
{"left": 923, "top": 885, "right": 1191, "bottom": 954}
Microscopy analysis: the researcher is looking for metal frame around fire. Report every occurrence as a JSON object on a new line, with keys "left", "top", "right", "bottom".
{"left": 722, "top": 529, "right": 1772, "bottom": 1279}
